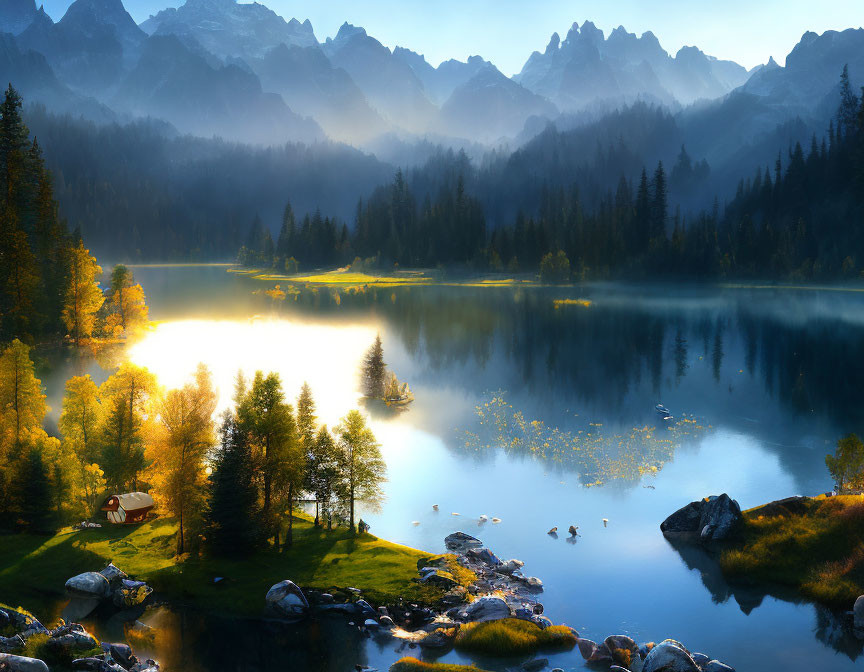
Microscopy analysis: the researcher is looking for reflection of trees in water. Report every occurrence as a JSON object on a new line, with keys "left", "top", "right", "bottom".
{"left": 277, "top": 285, "right": 864, "bottom": 431}
{"left": 463, "top": 392, "right": 710, "bottom": 485}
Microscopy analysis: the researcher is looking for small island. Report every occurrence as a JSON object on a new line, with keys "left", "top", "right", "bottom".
{"left": 362, "top": 335, "right": 414, "bottom": 406}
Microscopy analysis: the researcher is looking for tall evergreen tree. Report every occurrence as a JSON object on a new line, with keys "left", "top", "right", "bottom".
{"left": 362, "top": 335, "right": 386, "bottom": 399}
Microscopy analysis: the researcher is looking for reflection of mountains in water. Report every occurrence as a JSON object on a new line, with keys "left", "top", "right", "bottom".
{"left": 462, "top": 391, "right": 710, "bottom": 486}
{"left": 666, "top": 537, "right": 864, "bottom": 661}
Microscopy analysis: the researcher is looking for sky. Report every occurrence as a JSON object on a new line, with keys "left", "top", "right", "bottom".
{"left": 44, "top": 0, "right": 863, "bottom": 75}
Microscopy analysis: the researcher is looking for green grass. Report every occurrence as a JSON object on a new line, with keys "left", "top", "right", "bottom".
{"left": 0, "top": 514, "right": 443, "bottom": 619}
{"left": 390, "top": 658, "right": 490, "bottom": 672}
{"left": 719, "top": 494, "right": 864, "bottom": 606}
{"left": 453, "top": 619, "right": 577, "bottom": 656}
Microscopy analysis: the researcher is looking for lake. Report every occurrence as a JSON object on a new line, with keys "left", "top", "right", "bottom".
{"left": 35, "top": 266, "right": 864, "bottom": 671}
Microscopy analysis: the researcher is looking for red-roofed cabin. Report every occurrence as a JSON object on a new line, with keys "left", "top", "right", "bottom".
{"left": 101, "top": 492, "right": 155, "bottom": 524}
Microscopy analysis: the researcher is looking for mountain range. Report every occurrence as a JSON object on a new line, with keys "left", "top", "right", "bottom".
{"left": 6, "top": 0, "right": 847, "bottom": 150}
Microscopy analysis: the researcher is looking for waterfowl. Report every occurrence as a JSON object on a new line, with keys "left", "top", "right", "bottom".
{"left": 548, "top": 527, "right": 558, "bottom": 535}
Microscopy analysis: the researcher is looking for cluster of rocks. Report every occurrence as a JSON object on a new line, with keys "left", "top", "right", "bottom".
{"left": 65, "top": 563, "right": 153, "bottom": 615}
{"left": 577, "top": 635, "right": 735, "bottom": 672}
{"left": 854, "top": 595, "right": 864, "bottom": 633}
{"left": 0, "top": 606, "right": 158, "bottom": 672}
{"left": 660, "top": 494, "right": 743, "bottom": 543}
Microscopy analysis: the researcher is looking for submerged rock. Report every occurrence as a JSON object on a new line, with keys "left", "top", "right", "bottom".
{"left": 660, "top": 494, "right": 742, "bottom": 543}
{"left": 704, "top": 661, "right": 736, "bottom": 672}
{"left": 0, "top": 635, "right": 24, "bottom": 653}
{"left": 265, "top": 580, "right": 310, "bottom": 620}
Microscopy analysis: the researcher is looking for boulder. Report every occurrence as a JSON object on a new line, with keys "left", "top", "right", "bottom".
{"left": 576, "top": 638, "right": 613, "bottom": 663}
{"left": 319, "top": 593, "right": 335, "bottom": 604}
{"left": 521, "top": 659, "right": 548, "bottom": 672}
{"left": 692, "top": 653, "right": 710, "bottom": 667}
{"left": 419, "top": 569, "right": 458, "bottom": 589}
{"left": 378, "top": 616, "right": 395, "bottom": 629}
{"left": 355, "top": 600, "right": 377, "bottom": 619}
{"left": 419, "top": 627, "right": 458, "bottom": 648}
{"left": 99, "top": 563, "right": 129, "bottom": 590}
{"left": 129, "top": 662, "right": 160, "bottom": 672}
{"left": 704, "top": 662, "right": 735, "bottom": 672}
{"left": 854, "top": 595, "right": 864, "bottom": 629}
{"left": 106, "top": 643, "right": 135, "bottom": 668}
{"left": 660, "top": 494, "right": 742, "bottom": 543}
{"left": 111, "top": 581, "right": 152, "bottom": 609}
{"left": 66, "top": 572, "right": 111, "bottom": 600}
{"left": 0, "top": 635, "right": 24, "bottom": 653}
{"left": 363, "top": 618, "right": 379, "bottom": 628}
{"left": 605, "top": 635, "right": 640, "bottom": 669}
{"left": 497, "top": 559, "right": 524, "bottom": 574}
{"left": 0, "top": 654, "right": 50, "bottom": 672}
{"left": 47, "top": 631, "right": 99, "bottom": 653}
{"left": 265, "top": 580, "right": 309, "bottom": 620}
{"left": 459, "top": 596, "right": 511, "bottom": 622}
{"left": 467, "top": 548, "right": 501, "bottom": 566}
{"left": 642, "top": 639, "right": 700, "bottom": 672}
{"left": 444, "top": 532, "right": 483, "bottom": 551}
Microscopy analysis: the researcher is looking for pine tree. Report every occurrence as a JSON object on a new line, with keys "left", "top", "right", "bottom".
{"left": 837, "top": 64, "right": 860, "bottom": 137}
{"left": 19, "top": 447, "right": 54, "bottom": 533}
{"left": 362, "top": 335, "right": 386, "bottom": 399}
{"left": 650, "top": 161, "right": 668, "bottom": 242}
{"left": 206, "top": 415, "right": 262, "bottom": 555}
{"left": 275, "top": 202, "right": 296, "bottom": 267}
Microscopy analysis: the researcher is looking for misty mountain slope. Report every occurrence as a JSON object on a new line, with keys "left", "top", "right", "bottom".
{"left": 516, "top": 21, "right": 751, "bottom": 111}
{"left": 323, "top": 23, "right": 438, "bottom": 133}
{"left": 113, "top": 34, "right": 324, "bottom": 145}
{"left": 740, "top": 28, "right": 864, "bottom": 115}
{"left": 17, "top": 0, "right": 145, "bottom": 94}
{"left": 393, "top": 47, "right": 492, "bottom": 105}
{"left": 0, "top": 32, "right": 112, "bottom": 120}
{"left": 250, "top": 43, "right": 388, "bottom": 144}
{"left": 27, "top": 105, "right": 394, "bottom": 259}
{"left": 141, "top": 0, "right": 317, "bottom": 61}
{"left": 0, "top": 0, "right": 39, "bottom": 35}
{"left": 439, "top": 65, "right": 558, "bottom": 142}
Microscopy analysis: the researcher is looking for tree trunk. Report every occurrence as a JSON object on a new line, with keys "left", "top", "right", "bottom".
{"left": 287, "top": 483, "right": 293, "bottom": 547}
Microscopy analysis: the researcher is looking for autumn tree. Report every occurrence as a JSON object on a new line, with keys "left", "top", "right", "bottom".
{"left": 335, "top": 410, "right": 386, "bottom": 532}
{"left": 296, "top": 382, "right": 321, "bottom": 523}
{"left": 59, "top": 375, "right": 103, "bottom": 465}
{"left": 826, "top": 433, "right": 864, "bottom": 493}
{"left": 62, "top": 241, "right": 104, "bottom": 345}
{"left": 105, "top": 264, "right": 149, "bottom": 338}
{"left": 98, "top": 363, "right": 158, "bottom": 491}
{"left": 362, "top": 335, "right": 386, "bottom": 398}
{"left": 147, "top": 364, "right": 217, "bottom": 554}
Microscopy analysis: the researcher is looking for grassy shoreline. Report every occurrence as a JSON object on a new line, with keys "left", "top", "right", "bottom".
{"left": 0, "top": 514, "right": 443, "bottom": 620}
{"left": 718, "top": 494, "right": 864, "bottom": 607}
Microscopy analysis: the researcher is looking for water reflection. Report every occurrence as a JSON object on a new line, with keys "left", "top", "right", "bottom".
{"left": 27, "top": 268, "right": 864, "bottom": 672}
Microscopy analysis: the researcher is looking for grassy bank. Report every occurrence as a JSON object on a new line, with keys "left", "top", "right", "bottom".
{"left": 0, "top": 514, "right": 442, "bottom": 618}
{"left": 719, "top": 494, "right": 864, "bottom": 606}
{"left": 454, "top": 619, "right": 577, "bottom": 656}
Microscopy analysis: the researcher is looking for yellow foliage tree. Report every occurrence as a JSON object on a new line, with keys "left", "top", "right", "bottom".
{"left": 99, "top": 363, "right": 159, "bottom": 491}
{"left": 0, "top": 339, "right": 47, "bottom": 462}
{"left": 104, "top": 264, "right": 149, "bottom": 339}
{"left": 59, "top": 375, "right": 104, "bottom": 465}
{"left": 62, "top": 241, "right": 104, "bottom": 345}
{"left": 146, "top": 364, "right": 217, "bottom": 554}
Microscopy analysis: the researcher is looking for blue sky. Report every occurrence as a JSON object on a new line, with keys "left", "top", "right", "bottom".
{"left": 45, "top": 0, "right": 863, "bottom": 74}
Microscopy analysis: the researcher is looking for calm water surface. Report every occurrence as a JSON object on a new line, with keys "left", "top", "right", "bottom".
{"left": 36, "top": 267, "right": 864, "bottom": 671}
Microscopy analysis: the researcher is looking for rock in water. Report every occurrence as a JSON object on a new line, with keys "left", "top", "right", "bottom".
{"left": 642, "top": 639, "right": 700, "bottom": 672}
{"left": 459, "top": 596, "right": 511, "bottom": 622}
{"left": 660, "top": 494, "right": 742, "bottom": 543}
{"left": 265, "top": 580, "right": 309, "bottom": 620}
{"left": 604, "top": 635, "right": 639, "bottom": 669}
{"left": 444, "top": 531, "right": 482, "bottom": 551}
{"left": 419, "top": 627, "right": 458, "bottom": 648}
{"left": 65, "top": 572, "right": 111, "bottom": 599}
{"left": 704, "top": 662, "right": 736, "bottom": 672}
{"left": 0, "top": 654, "right": 50, "bottom": 672}
{"left": 854, "top": 594, "right": 864, "bottom": 629}
{"left": 0, "top": 635, "right": 24, "bottom": 653}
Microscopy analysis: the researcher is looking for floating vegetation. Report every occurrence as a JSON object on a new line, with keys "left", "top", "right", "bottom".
{"left": 553, "top": 298, "right": 592, "bottom": 308}
{"left": 463, "top": 392, "right": 711, "bottom": 486}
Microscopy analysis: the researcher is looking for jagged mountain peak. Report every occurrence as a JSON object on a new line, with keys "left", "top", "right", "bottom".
{"left": 0, "top": 0, "right": 39, "bottom": 35}
{"left": 333, "top": 22, "right": 367, "bottom": 42}
{"left": 545, "top": 32, "right": 560, "bottom": 53}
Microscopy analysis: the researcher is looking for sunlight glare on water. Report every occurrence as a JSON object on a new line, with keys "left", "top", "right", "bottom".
{"left": 127, "top": 318, "right": 378, "bottom": 424}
